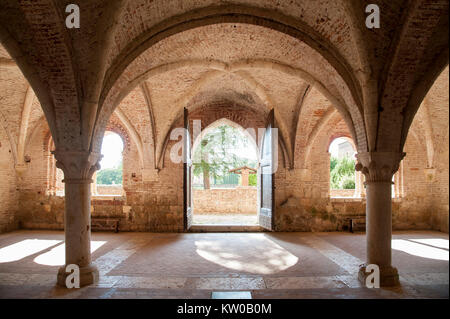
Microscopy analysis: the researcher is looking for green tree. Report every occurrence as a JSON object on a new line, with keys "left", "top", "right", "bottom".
{"left": 97, "top": 167, "right": 122, "bottom": 185}
{"left": 330, "top": 156, "right": 355, "bottom": 189}
{"left": 248, "top": 173, "right": 257, "bottom": 186}
{"left": 330, "top": 156, "right": 338, "bottom": 171}
{"left": 193, "top": 125, "right": 257, "bottom": 188}
{"left": 341, "top": 176, "right": 356, "bottom": 189}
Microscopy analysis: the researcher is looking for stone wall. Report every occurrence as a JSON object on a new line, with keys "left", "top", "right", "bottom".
{"left": 193, "top": 187, "right": 257, "bottom": 214}
{"left": 8, "top": 97, "right": 449, "bottom": 234}
{"left": 430, "top": 132, "right": 449, "bottom": 233}
{"left": 96, "top": 185, "right": 124, "bottom": 196}
{"left": 330, "top": 189, "right": 355, "bottom": 197}
{"left": 0, "top": 124, "right": 18, "bottom": 232}
{"left": 0, "top": 4, "right": 448, "bottom": 236}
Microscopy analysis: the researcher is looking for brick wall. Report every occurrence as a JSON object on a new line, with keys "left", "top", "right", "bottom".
{"left": 9, "top": 100, "right": 449, "bottom": 234}
{"left": 96, "top": 185, "right": 124, "bottom": 195}
{"left": 0, "top": 124, "right": 18, "bottom": 232}
{"left": 330, "top": 189, "right": 355, "bottom": 197}
{"left": 193, "top": 187, "right": 257, "bottom": 214}
{"left": 430, "top": 132, "right": 449, "bottom": 233}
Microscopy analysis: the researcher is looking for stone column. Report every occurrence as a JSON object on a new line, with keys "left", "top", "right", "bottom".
{"left": 53, "top": 150, "right": 102, "bottom": 287}
{"left": 355, "top": 151, "right": 405, "bottom": 286}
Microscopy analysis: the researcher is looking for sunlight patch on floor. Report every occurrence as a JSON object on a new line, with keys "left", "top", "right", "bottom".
{"left": 33, "top": 241, "right": 107, "bottom": 266}
{"left": 0, "top": 239, "right": 62, "bottom": 263}
{"left": 408, "top": 238, "right": 449, "bottom": 250}
{"left": 392, "top": 239, "right": 449, "bottom": 261}
{"left": 195, "top": 234, "right": 298, "bottom": 274}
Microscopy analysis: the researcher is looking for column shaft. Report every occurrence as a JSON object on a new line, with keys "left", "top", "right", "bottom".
{"left": 53, "top": 150, "right": 101, "bottom": 287}
{"left": 355, "top": 151, "right": 405, "bottom": 287}
{"left": 366, "top": 181, "right": 392, "bottom": 267}
{"left": 64, "top": 181, "right": 92, "bottom": 267}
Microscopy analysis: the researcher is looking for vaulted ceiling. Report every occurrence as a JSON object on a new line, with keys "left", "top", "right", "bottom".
{"left": 0, "top": 0, "right": 448, "bottom": 168}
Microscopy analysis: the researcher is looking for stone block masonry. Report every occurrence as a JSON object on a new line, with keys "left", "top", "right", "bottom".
{"left": 193, "top": 187, "right": 257, "bottom": 214}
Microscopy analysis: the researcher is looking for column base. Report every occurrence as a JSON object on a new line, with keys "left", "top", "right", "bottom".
{"left": 358, "top": 264, "right": 400, "bottom": 287}
{"left": 57, "top": 264, "right": 99, "bottom": 287}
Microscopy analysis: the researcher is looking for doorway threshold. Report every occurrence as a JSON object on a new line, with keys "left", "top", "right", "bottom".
{"left": 189, "top": 224, "right": 264, "bottom": 232}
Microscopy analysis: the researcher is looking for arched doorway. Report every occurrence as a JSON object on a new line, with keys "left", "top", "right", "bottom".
{"left": 191, "top": 118, "right": 259, "bottom": 226}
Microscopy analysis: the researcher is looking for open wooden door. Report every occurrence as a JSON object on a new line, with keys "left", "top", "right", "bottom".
{"left": 259, "top": 109, "right": 276, "bottom": 231}
{"left": 183, "top": 107, "right": 193, "bottom": 231}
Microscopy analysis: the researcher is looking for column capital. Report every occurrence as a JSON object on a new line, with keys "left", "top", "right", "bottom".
{"left": 52, "top": 150, "right": 102, "bottom": 183}
{"left": 355, "top": 152, "right": 405, "bottom": 183}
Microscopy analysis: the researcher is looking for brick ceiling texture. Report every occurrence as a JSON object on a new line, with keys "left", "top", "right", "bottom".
{"left": 0, "top": 0, "right": 448, "bottom": 163}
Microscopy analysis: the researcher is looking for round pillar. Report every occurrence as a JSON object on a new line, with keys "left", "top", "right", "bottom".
{"left": 365, "top": 181, "right": 393, "bottom": 267}
{"left": 53, "top": 150, "right": 102, "bottom": 287}
{"left": 57, "top": 179, "right": 98, "bottom": 287}
{"left": 356, "top": 152, "right": 405, "bottom": 287}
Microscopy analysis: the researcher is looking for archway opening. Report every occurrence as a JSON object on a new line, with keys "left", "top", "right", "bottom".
{"left": 94, "top": 131, "right": 124, "bottom": 196}
{"left": 328, "top": 137, "right": 357, "bottom": 198}
{"left": 191, "top": 120, "right": 258, "bottom": 225}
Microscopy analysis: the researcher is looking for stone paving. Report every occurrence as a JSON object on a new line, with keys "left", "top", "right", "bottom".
{"left": 193, "top": 213, "right": 257, "bottom": 225}
{"left": 0, "top": 230, "right": 447, "bottom": 299}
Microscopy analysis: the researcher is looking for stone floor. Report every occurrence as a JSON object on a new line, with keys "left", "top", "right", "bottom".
{"left": 0, "top": 230, "right": 447, "bottom": 299}
{"left": 193, "top": 213, "right": 258, "bottom": 225}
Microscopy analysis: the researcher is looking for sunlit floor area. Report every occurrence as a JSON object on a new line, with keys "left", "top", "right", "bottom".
{"left": 192, "top": 213, "right": 258, "bottom": 225}
{"left": 0, "top": 230, "right": 447, "bottom": 299}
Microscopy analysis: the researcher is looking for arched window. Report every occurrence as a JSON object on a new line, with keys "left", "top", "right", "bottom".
{"left": 328, "top": 137, "right": 357, "bottom": 198}
{"left": 46, "top": 131, "right": 125, "bottom": 197}
{"left": 94, "top": 131, "right": 124, "bottom": 196}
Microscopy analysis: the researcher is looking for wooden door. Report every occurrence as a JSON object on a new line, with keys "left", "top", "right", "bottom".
{"left": 183, "top": 108, "right": 193, "bottom": 230}
{"left": 259, "top": 109, "right": 276, "bottom": 231}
